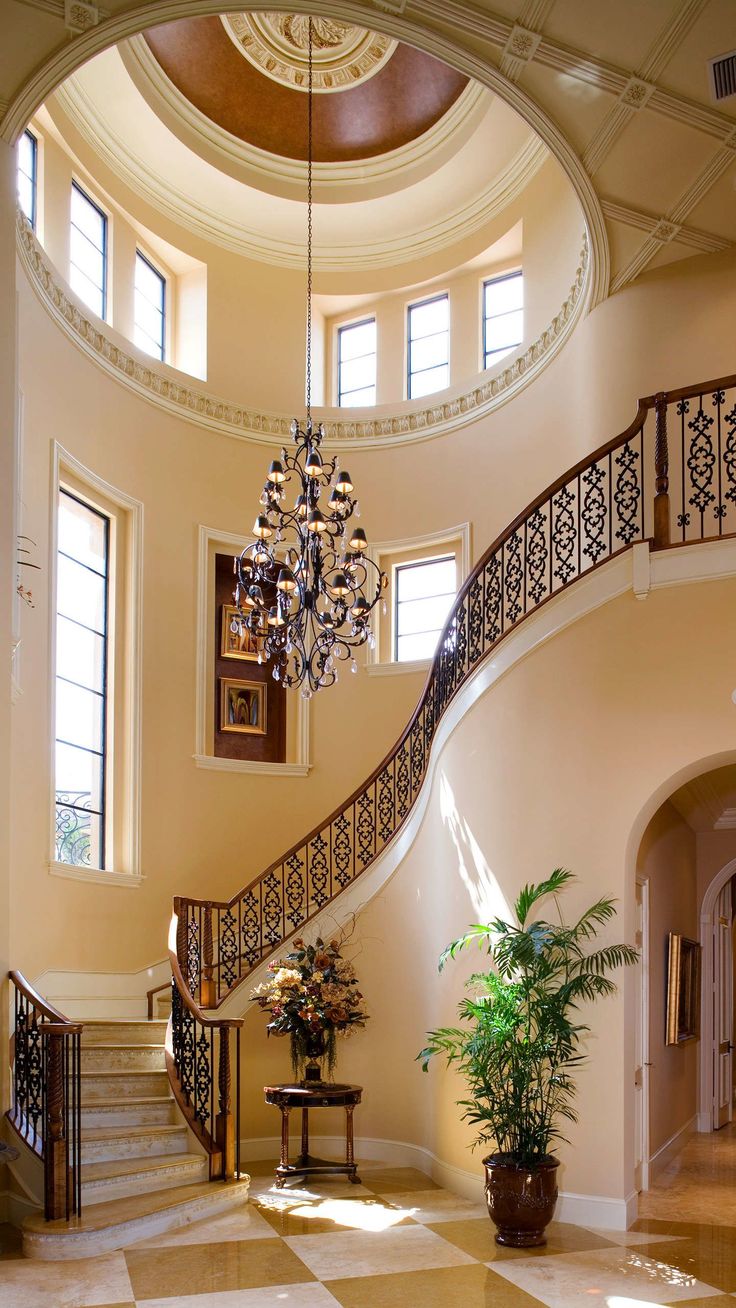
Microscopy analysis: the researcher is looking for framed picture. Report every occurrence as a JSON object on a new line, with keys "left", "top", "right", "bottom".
{"left": 220, "top": 679, "right": 267, "bottom": 736}
{"left": 666, "top": 933, "right": 701, "bottom": 1045}
{"left": 221, "top": 604, "right": 258, "bottom": 661}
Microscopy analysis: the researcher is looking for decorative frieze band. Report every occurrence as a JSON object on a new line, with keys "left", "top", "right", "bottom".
{"left": 17, "top": 215, "right": 589, "bottom": 450}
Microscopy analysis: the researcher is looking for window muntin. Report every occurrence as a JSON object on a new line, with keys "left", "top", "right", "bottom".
{"left": 17, "top": 130, "right": 37, "bottom": 229}
{"left": 408, "top": 294, "right": 449, "bottom": 400}
{"left": 337, "top": 318, "right": 376, "bottom": 407}
{"left": 135, "top": 250, "right": 166, "bottom": 361}
{"left": 55, "top": 490, "right": 110, "bottom": 870}
{"left": 394, "top": 554, "right": 457, "bottom": 662}
{"left": 483, "top": 271, "right": 523, "bottom": 368}
{"left": 70, "top": 182, "right": 107, "bottom": 320}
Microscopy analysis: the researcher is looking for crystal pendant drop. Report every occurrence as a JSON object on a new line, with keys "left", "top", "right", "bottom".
{"left": 351, "top": 658, "right": 358, "bottom": 674}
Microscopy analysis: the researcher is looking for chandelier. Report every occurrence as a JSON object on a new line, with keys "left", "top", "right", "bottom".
{"left": 232, "top": 17, "right": 387, "bottom": 697}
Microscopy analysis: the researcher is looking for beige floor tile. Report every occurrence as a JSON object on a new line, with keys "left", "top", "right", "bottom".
{"left": 257, "top": 1195, "right": 416, "bottom": 1236}
{"left": 663, "top": 1297, "right": 736, "bottom": 1307}
{"left": 136, "top": 1286, "right": 343, "bottom": 1308}
{"left": 425, "top": 1217, "right": 617, "bottom": 1263}
{"left": 249, "top": 1177, "right": 377, "bottom": 1203}
{"left": 638, "top": 1236, "right": 736, "bottom": 1294}
{"left": 0, "top": 1250, "right": 133, "bottom": 1307}
{"left": 585, "top": 1226, "right": 688, "bottom": 1247}
{"left": 283, "top": 1223, "right": 476, "bottom": 1280}
{"left": 376, "top": 1188, "right": 489, "bottom": 1223}
{"left": 359, "top": 1167, "right": 441, "bottom": 1194}
{"left": 130, "top": 1202, "right": 278, "bottom": 1248}
{"left": 489, "top": 1244, "right": 726, "bottom": 1306}
{"left": 325, "top": 1261, "right": 546, "bottom": 1307}
{"left": 640, "top": 1123, "right": 736, "bottom": 1229}
{"left": 124, "top": 1237, "right": 315, "bottom": 1299}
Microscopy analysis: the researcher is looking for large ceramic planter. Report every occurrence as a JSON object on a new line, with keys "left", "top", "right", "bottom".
{"left": 482, "top": 1153, "right": 559, "bottom": 1247}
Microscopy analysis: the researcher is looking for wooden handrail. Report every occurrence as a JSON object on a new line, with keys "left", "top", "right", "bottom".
{"left": 8, "top": 970, "right": 76, "bottom": 1026}
{"left": 167, "top": 919, "right": 242, "bottom": 1030}
{"left": 146, "top": 980, "right": 171, "bottom": 1020}
{"left": 175, "top": 370, "right": 736, "bottom": 1006}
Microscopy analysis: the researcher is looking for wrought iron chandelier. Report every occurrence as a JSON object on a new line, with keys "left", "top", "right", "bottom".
{"left": 232, "top": 18, "right": 387, "bottom": 697}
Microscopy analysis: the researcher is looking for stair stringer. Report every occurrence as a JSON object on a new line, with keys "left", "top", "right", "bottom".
{"left": 209, "top": 546, "right": 637, "bottom": 1019}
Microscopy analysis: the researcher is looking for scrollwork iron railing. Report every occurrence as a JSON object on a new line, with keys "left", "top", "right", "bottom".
{"left": 166, "top": 933, "right": 242, "bottom": 1180}
{"left": 176, "top": 374, "right": 736, "bottom": 1009}
{"left": 7, "top": 972, "right": 82, "bottom": 1220}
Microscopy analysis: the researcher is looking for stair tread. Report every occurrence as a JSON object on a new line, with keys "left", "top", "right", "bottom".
{"left": 82, "top": 1042, "right": 165, "bottom": 1049}
{"left": 83, "top": 1124, "right": 185, "bottom": 1142}
{"left": 82, "top": 1154, "right": 205, "bottom": 1182}
{"left": 82, "top": 1095, "right": 174, "bottom": 1108}
{"left": 81, "top": 1069, "right": 168, "bottom": 1077}
{"left": 82, "top": 1019, "right": 168, "bottom": 1026}
{"left": 23, "top": 1178, "right": 249, "bottom": 1236}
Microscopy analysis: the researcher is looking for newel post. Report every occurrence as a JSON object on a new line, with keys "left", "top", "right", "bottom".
{"left": 216, "top": 1027, "right": 236, "bottom": 1180}
{"left": 200, "top": 904, "right": 215, "bottom": 1008}
{"left": 653, "top": 391, "right": 671, "bottom": 548}
{"left": 43, "top": 1027, "right": 68, "bottom": 1220}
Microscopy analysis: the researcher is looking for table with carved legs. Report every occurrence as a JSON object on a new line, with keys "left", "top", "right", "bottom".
{"left": 263, "top": 1083, "right": 362, "bottom": 1187}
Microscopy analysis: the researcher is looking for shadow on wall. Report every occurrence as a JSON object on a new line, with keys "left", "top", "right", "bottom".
{"left": 439, "top": 771, "right": 512, "bottom": 924}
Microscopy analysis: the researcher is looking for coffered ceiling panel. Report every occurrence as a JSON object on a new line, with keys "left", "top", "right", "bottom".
{"left": 516, "top": 61, "right": 615, "bottom": 155}
{"left": 595, "top": 111, "right": 717, "bottom": 213}
{"left": 658, "top": 0, "right": 736, "bottom": 108}
{"left": 686, "top": 166, "right": 736, "bottom": 239}
{"left": 540, "top": 0, "right": 675, "bottom": 70}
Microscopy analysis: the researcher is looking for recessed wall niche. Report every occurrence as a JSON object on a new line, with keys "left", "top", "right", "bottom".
{"left": 214, "top": 552, "right": 286, "bottom": 763}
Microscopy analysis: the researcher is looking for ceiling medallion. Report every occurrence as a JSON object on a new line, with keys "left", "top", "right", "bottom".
{"left": 221, "top": 13, "right": 396, "bottom": 92}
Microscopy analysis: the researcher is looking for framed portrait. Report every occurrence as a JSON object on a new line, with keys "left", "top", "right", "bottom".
{"left": 666, "top": 933, "right": 701, "bottom": 1045}
{"left": 220, "top": 679, "right": 267, "bottom": 736}
{"left": 221, "top": 604, "right": 257, "bottom": 661}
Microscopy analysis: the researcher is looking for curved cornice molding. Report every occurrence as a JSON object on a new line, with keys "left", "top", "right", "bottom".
{"left": 120, "top": 34, "right": 488, "bottom": 201}
{"left": 52, "top": 74, "right": 545, "bottom": 270}
{"left": 17, "top": 214, "right": 589, "bottom": 450}
{"left": 0, "top": 0, "right": 610, "bottom": 305}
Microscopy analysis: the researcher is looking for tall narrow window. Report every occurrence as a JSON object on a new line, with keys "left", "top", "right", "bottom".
{"left": 135, "top": 251, "right": 166, "bottom": 361}
{"left": 70, "top": 182, "right": 107, "bottom": 320}
{"left": 337, "top": 318, "right": 376, "bottom": 406}
{"left": 483, "top": 271, "right": 523, "bottom": 368}
{"left": 17, "top": 129, "right": 37, "bottom": 229}
{"left": 55, "top": 490, "right": 109, "bottom": 870}
{"left": 394, "top": 554, "right": 456, "bottom": 662}
{"left": 408, "top": 294, "right": 449, "bottom": 399}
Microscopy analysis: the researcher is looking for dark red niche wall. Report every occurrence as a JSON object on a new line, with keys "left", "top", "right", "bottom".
{"left": 214, "top": 552, "right": 286, "bottom": 763}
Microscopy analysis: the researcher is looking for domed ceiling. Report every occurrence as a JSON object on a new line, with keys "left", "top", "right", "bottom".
{"left": 143, "top": 15, "right": 468, "bottom": 162}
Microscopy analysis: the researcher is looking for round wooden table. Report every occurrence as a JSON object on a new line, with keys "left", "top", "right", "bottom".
{"left": 264, "top": 1083, "right": 363, "bottom": 1187}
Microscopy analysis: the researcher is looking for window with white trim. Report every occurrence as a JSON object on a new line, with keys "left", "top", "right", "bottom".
{"left": 394, "top": 554, "right": 457, "bottom": 662}
{"left": 483, "top": 271, "right": 523, "bottom": 368}
{"left": 134, "top": 250, "right": 166, "bottom": 361}
{"left": 55, "top": 490, "right": 110, "bottom": 870}
{"left": 70, "top": 181, "right": 108, "bottom": 320}
{"left": 408, "top": 294, "right": 449, "bottom": 399}
{"left": 17, "top": 129, "right": 37, "bottom": 230}
{"left": 337, "top": 318, "right": 376, "bottom": 406}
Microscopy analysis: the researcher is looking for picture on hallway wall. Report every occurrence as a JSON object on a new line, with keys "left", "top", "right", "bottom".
{"left": 220, "top": 678, "right": 267, "bottom": 735}
{"left": 666, "top": 933, "right": 701, "bottom": 1045}
{"left": 221, "top": 603, "right": 258, "bottom": 661}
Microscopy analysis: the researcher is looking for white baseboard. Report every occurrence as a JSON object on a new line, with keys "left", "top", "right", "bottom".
{"left": 649, "top": 1115, "right": 696, "bottom": 1182}
{"left": 240, "top": 1133, "right": 633, "bottom": 1229}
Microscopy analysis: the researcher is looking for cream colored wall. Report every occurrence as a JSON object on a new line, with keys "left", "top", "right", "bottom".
{"left": 9, "top": 240, "right": 736, "bottom": 990}
{"left": 637, "top": 802, "right": 698, "bottom": 1158}
{"left": 236, "top": 578, "right": 736, "bottom": 1205}
{"left": 697, "top": 831, "right": 736, "bottom": 908}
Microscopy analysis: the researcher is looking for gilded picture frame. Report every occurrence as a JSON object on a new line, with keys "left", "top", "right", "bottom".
{"left": 665, "top": 933, "right": 701, "bottom": 1045}
{"left": 219, "top": 678, "right": 267, "bottom": 736}
{"left": 221, "top": 604, "right": 258, "bottom": 661}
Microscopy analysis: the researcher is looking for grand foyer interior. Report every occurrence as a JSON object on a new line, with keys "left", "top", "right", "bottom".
{"left": 2, "top": 0, "right": 736, "bottom": 1302}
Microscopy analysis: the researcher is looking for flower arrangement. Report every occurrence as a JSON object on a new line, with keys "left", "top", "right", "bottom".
{"left": 251, "top": 933, "right": 368, "bottom": 1080}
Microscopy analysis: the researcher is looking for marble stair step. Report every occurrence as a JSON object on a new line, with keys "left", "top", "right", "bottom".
{"left": 81, "top": 1152, "right": 209, "bottom": 1205}
{"left": 81, "top": 1043, "right": 166, "bottom": 1072}
{"left": 81, "top": 1096, "right": 175, "bottom": 1128}
{"left": 81, "top": 1123, "right": 189, "bottom": 1164}
{"left": 22, "top": 1176, "right": 251, "bottom": 1260}
{"left": 81, "top": 1070, "right": 172, "bottom": 1101}
{"left": 82, "top": 1020, "right": 168, "bottom": 1046}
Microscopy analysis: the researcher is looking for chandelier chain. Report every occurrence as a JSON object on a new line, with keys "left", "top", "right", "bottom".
{"left": 306, "top": 17, "right": 313, "bottom": 426}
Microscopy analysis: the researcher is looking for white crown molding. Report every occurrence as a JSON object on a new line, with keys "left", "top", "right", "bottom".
{"left": 51, "top": 73, "right": 544, "bottom": 269}
{"left": 16, "top": 214, "right": 589, "bottom": 449}
{"left": 119, "top": 34, "right": 489, "bottom": 199}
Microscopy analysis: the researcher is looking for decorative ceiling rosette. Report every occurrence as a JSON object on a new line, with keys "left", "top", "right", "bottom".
{"left": 221, "top": 12, "right": 396, "bottom": 92}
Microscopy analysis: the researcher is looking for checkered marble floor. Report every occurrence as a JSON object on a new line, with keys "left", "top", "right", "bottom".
{"left": 3, "top": 1160, "right": 736, "bottom": 1307}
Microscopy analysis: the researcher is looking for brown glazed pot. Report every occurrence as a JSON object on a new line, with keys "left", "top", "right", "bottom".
{"left": 482, "top": 1153, "right": 559, "bottom": 1247}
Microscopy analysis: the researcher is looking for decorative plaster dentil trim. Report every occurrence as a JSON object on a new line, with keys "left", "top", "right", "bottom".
{"left": 17, "top": 216, "right": 590, "bottom": 449}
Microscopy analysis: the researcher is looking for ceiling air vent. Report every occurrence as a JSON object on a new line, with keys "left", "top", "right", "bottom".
{"left": 708, "top": 50, "right": 736, "bottom": 101}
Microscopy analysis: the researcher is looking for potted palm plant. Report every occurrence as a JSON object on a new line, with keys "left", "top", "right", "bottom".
{"left": 419, "top": 869, "right": 638, "bottom": 1247}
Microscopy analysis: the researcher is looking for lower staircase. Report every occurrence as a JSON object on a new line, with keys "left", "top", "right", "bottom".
{"left": 7, "top": 993, "right": 249, "bottom": 1260}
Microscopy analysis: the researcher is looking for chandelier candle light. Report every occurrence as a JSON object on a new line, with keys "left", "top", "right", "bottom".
{"left": 233, "top": 17, "right": 387, "bottom": 696}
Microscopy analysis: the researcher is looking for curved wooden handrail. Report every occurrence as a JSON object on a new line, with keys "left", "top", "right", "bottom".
{"left": 167, "top": 917, "right": 242, "bottom": 1030}
{"left": 176, "top": 370, "right": 736, "bottom": 1005}
{"left": 8, "top": 971, "right": 78, "bottom": 1027}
